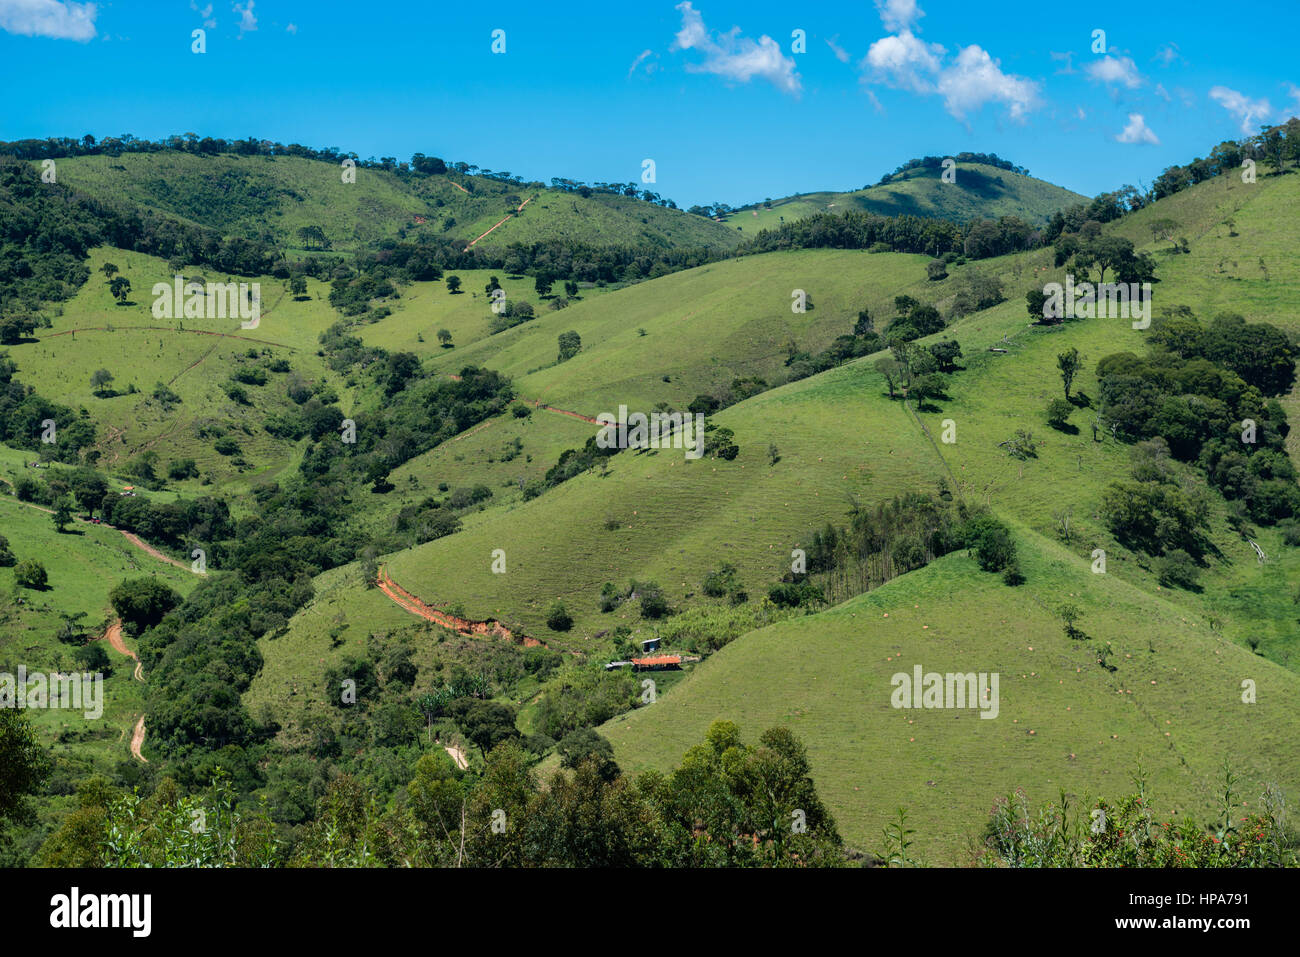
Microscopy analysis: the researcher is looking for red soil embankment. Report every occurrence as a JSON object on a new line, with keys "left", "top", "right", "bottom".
{"left": 376, "top": 565, "right": 543, "bottom": 647}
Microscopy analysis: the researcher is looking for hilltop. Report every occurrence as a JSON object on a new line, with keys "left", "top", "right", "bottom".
{"left": 726, "top": 160, "right": 1088, "bottom": 237}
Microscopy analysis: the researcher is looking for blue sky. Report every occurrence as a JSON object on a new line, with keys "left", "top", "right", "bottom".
{"left": 1, "top": 0, "right": 1297, "bottom": 208}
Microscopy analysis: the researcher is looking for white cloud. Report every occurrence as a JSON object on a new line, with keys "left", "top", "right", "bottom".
{"left": 1209, "top": 86, "right": 1272, "bottom": 135}
{"left": 671, "top": 2, "right": 800, "bottom": 94}
{"left": 863, "top": 30, "right": 944, "bottom": 94}
{"left": 875, "top": 0, "right": 923, "bottom": 33}
{"left": 1154, "top": 43, "right": 1181, "bottom": 66}
{"left": 1084, "top": 55, "right": 1142, "bottom": 89}
{"left": 1286, "top": 83, "right": 1300, "bottom": 119}
{"left": 189, "top": 1, "right": 214, "bottom": 28}
{"left": 233, "top": 0, "right": 256, "bottom": 35}
{"left": 825, "top": 35, "right": 849, "bottom": 64}
{"left": 1154, "top": 83, "right": 1170, "bottom": 102}
{"left": 1115, "top": 113, "right": 1159, "bottom": 145}
{"left": 936, "top": 45, "right": 1040, "bottom": 122}
{"left": 0, "top": 0, "right": 97, "bottom": 41}
{"left": 865, "top": 89, "right": 884, "bottom": 113}
{"left": 628, "top": 48, "right": 659, "bottom": 78}
{"left": 286, "top": 22, "right": 297, "bottom": 34}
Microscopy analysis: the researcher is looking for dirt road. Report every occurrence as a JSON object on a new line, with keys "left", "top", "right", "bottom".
{"left": 130, "top": 716, "right": 147, "bottom": 763}
{"left": 376, "top": 565, "right": 543, "bottom": 647}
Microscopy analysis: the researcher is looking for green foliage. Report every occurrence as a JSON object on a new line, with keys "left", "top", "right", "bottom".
{"left": 545, "top": 600, "right": 573, "bottom": 632}
{"left": 110, "top": 577, "right": 182, "bottom": 635}
{"left": 980, "top": 771, "right": 1297, "bottom": 868}
{"left": 1045, "top": 397, "right": 1073, "bottom": 429}
{"left": 13, "top": 558, "right": 47, "bottom": 590}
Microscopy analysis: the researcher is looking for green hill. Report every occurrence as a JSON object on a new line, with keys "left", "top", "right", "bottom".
{"left": 728, "top": 162, "right": 1088, "bottom": 237}
{"left": 241, "top": 156, "right": 1300, "bottom": 856}
{"left": 50, "top": 152, "right": 741, "bottom": 255}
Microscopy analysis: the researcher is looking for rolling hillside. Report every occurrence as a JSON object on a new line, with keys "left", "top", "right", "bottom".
{"left": 50, "top": 152, "right": 743, "bottom": 254}
{"left": 727, "top": 162, "right": 1088, "bottom": 236}
{"left": 239, "top": 156, "right": 1300, "bottom": 857}
{"left": 6, "top": 133, "right": 1298, "bottom": 868}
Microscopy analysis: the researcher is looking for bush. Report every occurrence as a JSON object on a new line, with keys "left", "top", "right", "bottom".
{"left": 963, "top": 513, "right": 1018, "bottom": 574}
{"left": 0, "top": 533, "right": 14, "bottom": 567}
{"left": 702, "top": 563, "right": 737, "bottom": 598}
{"left": 14, "top": 559, "right": 48, "bottom": 590}
{"left": 767, "top": 581, "right": 824, "bottom": 608}
{"left": 232, "top": 366, "right": 268, "bottom": 386}
{"left": 167, "top": 458, "right": 200, "bottom": 480}
{"left": 74, "top": 643, "right": 111, "bottom": 673}
{"left": 546, "top": 601, "right": 573, "bottom": 632}
{"left": 1155, "top": 549, "right": 1200, "bottom": 588}
{"left": 637, "top": 582, "right": 671, "bottom": 619}
{"left": 1046, "top": 398, "right": 1073, "bottom": 429}
{"left": 213, "top": 437, "right": 241, "bottom": 456}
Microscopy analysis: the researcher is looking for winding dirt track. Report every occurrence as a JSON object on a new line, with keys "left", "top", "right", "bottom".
{"left": 444, "top": 745, "right": 469, "bottom": 770}
{"left": 130, "top": 716, "right": 147, "bottom": 764}
{"left": 118, "top": 531, "right": 190, "bottom": 570}
{"left": 376, "top": 564, "right": 544, "bottom": 648}
{"left": 96, "top": 620, "right": 147, "bottom": 761}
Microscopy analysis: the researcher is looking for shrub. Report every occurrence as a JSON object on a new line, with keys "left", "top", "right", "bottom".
{"left": 963, "top": 513, "right": 1018, "bottom": 574}
{"left": 767, "top": 581, "right": 824, "bottom": 608}
{"left": 637, "top": 582, "right": 671, "bottom": 619}
{"left": 1046, "top": 398, "right": 1073, "bottom": 429}
{"left": 546, "top": 601, "right": 573, "bottom": 632}
{"left": 702, "top": 563, "right": 737, "bottom": 598}
{"left": 14, "top": 559, "right": 48, "bottom": 590}
{"left": 1155, "top": 549, "right": 1200, "bottom": 588}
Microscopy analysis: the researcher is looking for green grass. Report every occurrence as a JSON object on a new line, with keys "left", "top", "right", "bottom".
{"left": 0, "top": 492, "right": 197, "bottom": 771}
{"left": 598, "top": 536, "right": 1300, "bottom": 861}
{"left": 50, "top": 152, "right": 740, "bottom": 254}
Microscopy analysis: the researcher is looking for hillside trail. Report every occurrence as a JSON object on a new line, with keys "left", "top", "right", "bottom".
{"left": 2, "top": 491, "right": 191, "bottom": 572}
{"left": 462, "top": 196, "right": 533, "bottom": 250}
{"left": 118, "top": 531, "right": 190, "bottom": 570}
{"left": 444, "top": 743, "right": 469, "bottom": 770}
{"left": 96, "top": 619, "right": 148, "bottom": 761}
{"left": 130, "top": 716, "right": 147, "bottom": 764}
{"left": 375, "top": 564, "right": 544, "bottom": 647}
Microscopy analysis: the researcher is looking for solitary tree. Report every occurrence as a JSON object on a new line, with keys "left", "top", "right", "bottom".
{"left": 109, "top": 276, "right": 131, "bottom": 304}
{"left": 100, "top": 262, "right": 119, "bottom": 281}
{"left": 557, "top": 330, "right": 581, "bottom": 362}
{"left": 91, "top": 368, "right": 115, "bottom": 396}
{"left": 445, "top": 275, "right": 462, "bottom": 294}
{"left": 1057, "top": 347, "right": 1080, "bottom": 399}
{"left": 534, "top": 276, "right": 553, "bottom": 297}
{"left": 52, "top": 496, "right": 73, "bottom": 533}
{"left": 436, "top": 328, "right": 453, "bottom": 348}
{"left": 289, "top": 276, "right": 308, "bottom": 299}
